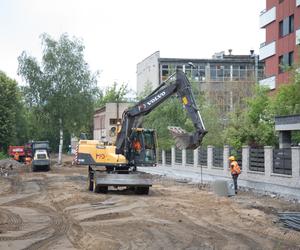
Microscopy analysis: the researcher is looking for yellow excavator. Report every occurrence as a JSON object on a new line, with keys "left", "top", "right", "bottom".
{"left": 77, "top": 69, "right": 207, "bottom": 194}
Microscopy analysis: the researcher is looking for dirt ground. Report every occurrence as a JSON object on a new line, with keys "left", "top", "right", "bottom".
{"left": 0, "top": 156, "right": 300, "bottom": 250}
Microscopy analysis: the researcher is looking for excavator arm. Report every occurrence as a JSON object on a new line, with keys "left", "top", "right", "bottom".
{"left": 116, "top": 70, "right": 207, "bottom": 156}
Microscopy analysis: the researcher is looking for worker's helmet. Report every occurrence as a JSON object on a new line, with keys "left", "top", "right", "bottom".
{"left": 228, "top": 156, "right": 235, "bottom": 161}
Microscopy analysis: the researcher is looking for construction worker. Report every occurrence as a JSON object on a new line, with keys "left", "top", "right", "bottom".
{"left": 14, "top": 152, "right": 20, "bottom": 162}
{"left": 25, "top": 156, "right": 32, "bottom": 165}
{"left": 229, "top": 156, "right": 241, "bottom": 194}
{"left": 132, "top": 138, "right": 142, "bottom": 153}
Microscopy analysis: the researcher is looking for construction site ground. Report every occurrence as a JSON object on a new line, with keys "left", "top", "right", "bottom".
{"left": 0, "top": 155, "right": 300, "bottom": 250}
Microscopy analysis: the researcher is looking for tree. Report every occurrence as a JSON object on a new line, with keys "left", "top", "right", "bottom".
{"left": 18, "top": 33, "right": 98, "bottom": 163}
{"left": 95, "top": 82, "right": 129, "bottom": 108}
{"left": 0, "top": 71, "right": 19, "bottom": 151}
{"left": 199, "top": 101, "right": 224, "bottom": 147}
{"left": 143, "top": 97, "right": 187, "bottom": 149}
{"left": 270, "top": 66, "right": 300, "bottom": 144}
{"left": 224, "top": 85, "right": 277, "bottom": 148}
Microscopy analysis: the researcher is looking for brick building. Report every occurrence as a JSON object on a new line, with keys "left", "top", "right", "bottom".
{"left": 259, "top": 0, "right": 300, "bottom": 90}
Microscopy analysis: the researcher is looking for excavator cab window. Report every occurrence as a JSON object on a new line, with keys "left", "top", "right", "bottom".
{"left": 129, "top": 130, "right": 157, "bottom": 166}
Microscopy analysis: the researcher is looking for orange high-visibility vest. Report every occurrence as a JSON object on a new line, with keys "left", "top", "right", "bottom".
{"left": 133, "top": 140, "right": 141, "bottom": 151}
{"left": 230, "top": 161, "right": 241, "bottom": 175}
{"left": 14, "top": 153, "right": 20, "bottom": 161}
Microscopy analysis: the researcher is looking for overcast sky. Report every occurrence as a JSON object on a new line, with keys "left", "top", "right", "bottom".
{"left": 0, "top": 0, "right": 265, "bottom": 93}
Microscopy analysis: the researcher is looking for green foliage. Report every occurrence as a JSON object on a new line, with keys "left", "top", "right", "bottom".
{"left": 18, "top": 33, "right": 98, "bottom": 151}
{"left": 0, "top": 151, "right": 7, "bottom": 160}
{"left": 224, "top": 85, "right": 277, "bottom": 149}
{"left": 224, "top": 63, "right": 300, "bottom": 148}
{"left": 200, "top": 101, "right": 224, "bottom": 147}
{"left": 143, "top": 97, "right": 187, "bottom": 149}
{"left": 0, "top": 71, "right": 19, "bottom": 151}
{"left": 137, "top": 81, "right": 153, "bottom": 100}
{"left": 271, "top": 73, "right": 300, "bottom": 116}
{"left": 95, "top": 82, "right": 129, "bottom": 108}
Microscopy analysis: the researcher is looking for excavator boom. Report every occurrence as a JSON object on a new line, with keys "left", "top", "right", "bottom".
{"left": 116, "top": 70, "right": 207, "bottom": 155}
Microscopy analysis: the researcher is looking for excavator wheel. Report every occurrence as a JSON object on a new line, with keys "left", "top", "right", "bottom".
{"left": 87, "top": 175, "right": 93, "bottom": 191}
{"left": 135, "top": 186, "right": 149, "bottom": 195}
{"left": 87, "top": 166, "right": 94, "bottom": 191}
{"left": 93, "top": 177, "right": 108, "bottom": 193}
{"left": 94, "top": 183, "right": 108, "bottom": 193}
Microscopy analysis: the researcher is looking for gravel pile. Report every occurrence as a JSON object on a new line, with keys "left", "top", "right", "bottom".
{"left": 0, "top": 158, "right": 24, "bottom": 170}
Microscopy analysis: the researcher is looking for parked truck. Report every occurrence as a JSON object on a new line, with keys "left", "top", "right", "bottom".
{"left": 31, "top": 141, "right": 51, "bottom": 171}
{"left": 8, "top": 146, "right": 26, "bottom": 162}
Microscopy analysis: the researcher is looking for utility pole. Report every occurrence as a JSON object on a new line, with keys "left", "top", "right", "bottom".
{"left": 58, "top": 118, "right": 63, "bottom": 165}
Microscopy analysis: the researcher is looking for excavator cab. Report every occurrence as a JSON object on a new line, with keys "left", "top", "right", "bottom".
{"left": 128, "top": 129, "right": 157, "bottom": 167}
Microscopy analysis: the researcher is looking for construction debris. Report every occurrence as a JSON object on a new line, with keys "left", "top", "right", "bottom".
{"left": 278, "top": 212, "right": 300, "bottom": 231}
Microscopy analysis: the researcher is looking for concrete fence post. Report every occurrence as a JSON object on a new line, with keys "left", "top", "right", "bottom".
{"left": 162, "top": 149, "right": 166, "bottom": 167}
{"left": 264, "top": 146, "right": 273, "bottom": 177}
{"left": 194, "top": 148, "right": 198, "bottom": 168}
{"left": 182, "top": 149, "right": 186, "bottom": 167}
{"left": 171, "top": 146, "right": 175, "bottom": 167}
{"left": 223, "top": 145, "right": 230, "bottom": 175}
{"left": 292, "top": 147, "right": 300, "bottom": 179}
{"left": 208, "top": 146, "right": 213, "bottom": 170}
{"left": 242, "top": 146, "right": 250, "bottom": 175}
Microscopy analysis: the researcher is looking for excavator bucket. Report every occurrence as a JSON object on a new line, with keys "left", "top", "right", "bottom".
{"left": 168, "top": 126, "right": 206, "bottom": 150}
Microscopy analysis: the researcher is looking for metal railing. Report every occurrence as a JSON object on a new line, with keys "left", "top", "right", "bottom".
{"left": 273, "top": 148, "right": 292, "bottom": 175}
{"left": 213, "top": 148, "right": 223, "bottom": 168}
{"left": 157, "top": 150, "right": 162, "bottom": 164}
{"left": 198, "top": 148, "right": 207, "bottom": 166}
{"left": 186, "top": 149, "right": 194, "bottom": 165}
{"left": 250, "top": 148, "right": 265, "bottom": 172}
{"left": 165, "top": 150, "right": 171, "bottom": 165}
{"left": 175, "top": 148, "right": 182, "bottom": 164}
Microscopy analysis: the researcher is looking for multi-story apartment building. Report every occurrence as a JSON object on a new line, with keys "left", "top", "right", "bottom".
{"left": 93, "top": 102, "right": 131, "bottom": 143}
{"left": 137, "top": 51, "right": 264, "bottom": 115}
{"left": 259, "top": 0, "right": 300, "bottom": 90}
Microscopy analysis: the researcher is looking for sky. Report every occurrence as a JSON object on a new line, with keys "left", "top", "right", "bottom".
{"left": 0, "top": 0, "right": 266, "bottom": 93}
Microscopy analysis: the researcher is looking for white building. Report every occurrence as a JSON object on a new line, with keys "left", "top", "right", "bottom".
{"left": 93, "top": 102, "right": 132, "bottom": 143}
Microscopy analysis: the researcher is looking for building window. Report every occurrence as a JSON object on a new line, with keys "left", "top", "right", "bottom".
{"left": 240, "top": 65, "right": 246, "bottom": 80}
{"left": 109, "top": 118, "right": 121, "bottom": 125}
{"left": 185, "top": 64, "right": 192, "bottom": 78}
{"left": 279, "top": 51, "right": 294, "bottom": 73}
{"left": 279, "top": 21, "right": 283, "bottom": 37}
{"left": 161, "top": 64, "right": 169, "bottom": 81}
{"left": 193, "top": 65, "right": 205, "bottom": 81}
{"left": 279, "top": 15, "right": 294, "bottom": 37}
{"left": 279, "top": 55, "right": 284, "bottom": 73}
{"left": 288, "top": 51, "right": 294, "bottom": 66}
{"left": 232, "top": 65, "right": 239, "bottom": 80}
{"left": 224, "top": 65, "right": 231, "bottom": 81}
{"left": 176, "top": 65, "right": 183, "bottom": 71}
{"left": 216, "top": 65, "right": 224, "bottom": 80}
{"left": 279, "top": 0, "right": 284, "bottom": 3}
{"left": 162, "top": 65, "right": 169, "bottom": 77}
{"left": 289, "top": 15, "right": 294, "bottom": 33}
{"left": 210, "top": 65, "right": 217, "bottom": 80}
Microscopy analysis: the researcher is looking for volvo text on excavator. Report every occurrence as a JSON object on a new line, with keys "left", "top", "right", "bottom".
{"left": 77, "top": 70, "right": 207, "bottom": 194}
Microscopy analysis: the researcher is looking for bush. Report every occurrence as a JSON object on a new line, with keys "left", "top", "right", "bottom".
{"left": 0, "top": 151, "right": 8, "bottom": 160}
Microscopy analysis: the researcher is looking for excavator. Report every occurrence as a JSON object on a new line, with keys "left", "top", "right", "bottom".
{"left": 77, "top": 69, "right": 207, "bottom": 194}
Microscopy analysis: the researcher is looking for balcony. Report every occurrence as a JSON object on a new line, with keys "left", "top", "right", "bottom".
{"left": 259, "top": 41, "right": 276, "bottom": 60}
{"left": 259, "top": 75, "right": 276, "bottom": 90}
{"left": 260, "top": 7, "right": 276, "bottom": 28}
{"left": 297, "top": 0, "right": 300, "bottom": 7}
{"left": 296, "top": 28, "right": 300, "bottom": 45}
